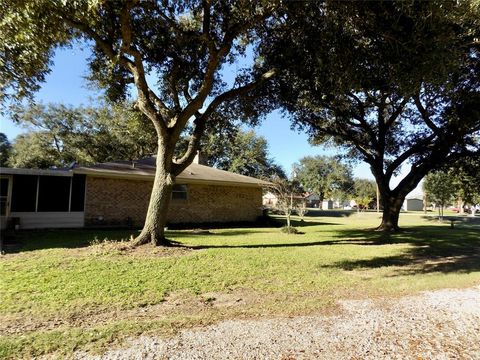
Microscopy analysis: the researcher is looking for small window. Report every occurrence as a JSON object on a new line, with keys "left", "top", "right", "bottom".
{"left": 172, "top": 184, "right": 187, "bottom": 200}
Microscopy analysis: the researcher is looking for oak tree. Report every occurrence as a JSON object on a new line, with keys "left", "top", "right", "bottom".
{"left": 1, "top": 0, "right": 279, "bottom": 245}
{"left": 260, "top": 1, "right": 480, "bottom": 231}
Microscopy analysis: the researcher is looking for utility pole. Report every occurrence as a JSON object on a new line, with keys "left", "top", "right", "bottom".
{"left": 376, "top": 183, "right": 380, "bottom": 213}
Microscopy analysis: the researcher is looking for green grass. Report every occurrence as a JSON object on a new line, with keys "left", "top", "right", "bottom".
{"left": 1, "top": 212, "right": 479, "bottom": 359}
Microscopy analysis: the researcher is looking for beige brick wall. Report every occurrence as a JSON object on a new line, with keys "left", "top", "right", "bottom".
{"left": 85, "top": 176, "right": 263, "bottom": 226}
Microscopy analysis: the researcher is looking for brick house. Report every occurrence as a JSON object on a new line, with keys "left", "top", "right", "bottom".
{"left": 0, "top": 156, "right": 268, "bottom": 229}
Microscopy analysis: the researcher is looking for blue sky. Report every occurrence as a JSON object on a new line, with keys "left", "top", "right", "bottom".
{"left": 0, "top": 47, "right": 374, "bottom": 179}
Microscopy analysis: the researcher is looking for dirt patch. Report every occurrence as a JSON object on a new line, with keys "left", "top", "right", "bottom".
{"left": 81, "top": 240, "right": 195, "bottom": 258}
{"left": 0, "top": 289, "right": 260, "bottom": 336}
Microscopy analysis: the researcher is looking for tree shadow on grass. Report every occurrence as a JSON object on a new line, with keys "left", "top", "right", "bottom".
{"left": 304, "top": 209, "right": 356, "bottom": 218}
{"left": 319, "top": 224, "right": 480, "bottom": 275}
{"left": 3, "top": 229, "right": 139, "bottom": 253}
{"left": 5, "top": 223, "right": 480, "bottom": 276}
{"left": 188, "top": 224, "right": 480, "bottom": 275}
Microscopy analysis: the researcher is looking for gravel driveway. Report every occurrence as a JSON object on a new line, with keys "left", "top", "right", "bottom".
{"left": 77, "top": 286, "right": 480, "bottom": 360}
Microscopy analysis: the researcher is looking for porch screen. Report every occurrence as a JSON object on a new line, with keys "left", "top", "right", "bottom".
{"left": 70, "top": 175, "right": 86, "bottom": 211}
{"left": 11, "top": 175, "right": 37, "bottom": 212}
{"left": 0, "top": 178, "right": 9, "bottom": 215}
{"left": 37, "top": 176, "right": 70, "bottom": 212}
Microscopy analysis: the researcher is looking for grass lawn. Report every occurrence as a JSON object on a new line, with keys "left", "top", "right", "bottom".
{"left": 1, "top": 211, "right": 479, "bottom": 359}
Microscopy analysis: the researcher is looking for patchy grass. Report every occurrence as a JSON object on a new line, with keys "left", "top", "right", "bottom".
{"left": 1, "top": 212, "right": 479, "bottom": 359}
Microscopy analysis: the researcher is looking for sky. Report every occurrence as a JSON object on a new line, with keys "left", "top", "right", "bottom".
{"left": 0, "top": 47, "right": 377, "bottom": 180}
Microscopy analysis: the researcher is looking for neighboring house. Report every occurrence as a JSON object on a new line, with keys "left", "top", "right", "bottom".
{"left": 262, "top": 192, "right": 306, "bottom": 208}
{"left": 262, "top": 191, "right": 278, "bottom": 207}
{"left": 403, "top": 198, "right": 424, "bottom": 211}
{"left": 304, "top": 193, "right": 320, "bottom": 208}
{"left": 0, "top": 156, "right": 269, "bottom": 230}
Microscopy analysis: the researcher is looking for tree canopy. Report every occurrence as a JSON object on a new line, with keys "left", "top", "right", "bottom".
{"left": 423, "top": 157, "right": 480, "bottom": 215}
{"left": 7, "top": 102, "right": 157, "bottom": 168}
{"left": 353, "top": 178, "right": 377, "bottom": 210}
{"left": 423, "top": 170, "right": 457, "bottom": 218}
{"left": 201, "top": 128, "right": 285, "bottom": 179}
{"left": 0, "top": 133, "right": 11, "bottom": 167}
{"left": 451, "top": 157, "right": 480, "bottom": 209}
{"left": 259, "top": 1, "right": 480, "bottom": 231}
{"left": 293, "top": 155, "right": 353, "bottom": 202}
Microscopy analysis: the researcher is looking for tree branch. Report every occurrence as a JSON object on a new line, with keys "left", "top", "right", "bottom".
{"left": 172, "top": 117, "right": 206, "bottom": 175}
{"left": 202, "top": 69, "right": 277, "bottom": 120}
{"left": 384, "top": 133, "right": 437, "bottom": 180}
{"left": 62, "top": 12, "right": 169, "bottom": 134}
{"left": 413, "top": 94, "right": 442, "bottom": 136}
{"left": 385, "top": 97, "right": 408, "bottom": 128}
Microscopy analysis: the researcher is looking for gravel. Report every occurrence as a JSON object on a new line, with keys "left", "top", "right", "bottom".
{"left": 76, "top": 286, "right": 480, "bottom": 360}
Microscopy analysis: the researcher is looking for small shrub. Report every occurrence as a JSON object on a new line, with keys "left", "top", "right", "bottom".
{"left": 280, "top": 225, "right": 300, "bottom": 234}
{"left": 88, "top": 237, "right": 131, "bottom": 255}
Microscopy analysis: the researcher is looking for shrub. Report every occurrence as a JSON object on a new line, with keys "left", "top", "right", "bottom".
{"left": 280, "top": 225, "right": 300, "bottom": 234}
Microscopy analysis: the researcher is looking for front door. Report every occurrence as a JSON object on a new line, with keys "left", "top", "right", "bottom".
{"left": 0, "top": 176, "right": 12, "bottom": 229}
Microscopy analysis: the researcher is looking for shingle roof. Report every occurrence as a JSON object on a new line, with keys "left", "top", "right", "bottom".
{"left": 73, "top": 157, "right": 270, "bottom": 187}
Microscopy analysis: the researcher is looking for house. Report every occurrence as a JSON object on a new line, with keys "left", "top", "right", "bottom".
{"left": 262, "top": 192, "right": 278, "bottom": 207}
{"left": 262, "top": 192, "right": 306, "bottom": 208}
{"left": 304, "top": 194, "right": 321, "bottom": 208}
{"left": 0, "top": 156, "right": 269, "bottom": 230}
{"left": 403, "top": 197, "right": 424, "bottom": 211}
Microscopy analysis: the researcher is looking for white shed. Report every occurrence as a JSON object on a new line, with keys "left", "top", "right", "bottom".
{"left": 403, "top": 198, "right": 423, "bottom": 211}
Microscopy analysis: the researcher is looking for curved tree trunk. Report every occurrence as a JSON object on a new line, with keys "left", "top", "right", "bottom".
{"left": 133, "top": 152, "right": 174, "bottom": 247}
{"left": 376, "top": 194, "right": 404, "bottom": 232}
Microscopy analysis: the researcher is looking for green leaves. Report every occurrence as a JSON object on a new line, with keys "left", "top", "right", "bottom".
{"left": 201, "top": 128, "right": 285, "bottom": 179}
{"left": 7, "top": 102, "right": 157, "bottom": 168}
{"left": 294, "top": 155, "right": 353, "bottom": 200}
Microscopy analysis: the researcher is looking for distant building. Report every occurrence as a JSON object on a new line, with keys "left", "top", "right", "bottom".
{"left": 403, "top": 198, "right": 424, "bottom": 211}
{"left": 322, "top": 199, "right": 334, "bottom": 210}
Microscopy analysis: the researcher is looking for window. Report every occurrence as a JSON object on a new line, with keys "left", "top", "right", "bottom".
{"left": 172, "top": 184, "right": 187, "bottom": 200}
{"left": 11, "top": 175, "right": 37, "bottom": 212}
{"left": 37, "top": 176, "right": 70, "bottom": 212}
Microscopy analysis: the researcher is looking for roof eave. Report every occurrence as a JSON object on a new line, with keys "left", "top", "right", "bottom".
{"left": 73, "top": 168, "right": 269, "bottom": 187}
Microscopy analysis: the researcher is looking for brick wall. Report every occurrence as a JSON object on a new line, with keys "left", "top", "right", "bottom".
{"left": 84, "top": 176, "right": 263, "bottom": 226}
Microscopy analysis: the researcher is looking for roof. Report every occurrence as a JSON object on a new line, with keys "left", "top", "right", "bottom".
{"left": 0, "top": 167, "right": 72, "bottom": 177}
{"left": 73, "top": 157, "right": 270, "bottom": 187}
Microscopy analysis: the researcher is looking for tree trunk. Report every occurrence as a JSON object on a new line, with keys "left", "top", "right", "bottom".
{"left": 376, "top": 194, "right": 404, "bottom": 232}
{"left": 319, "top": 191, "right": 324, "bottom": 209}
{"left": 133, "top": 152, "right": 174, "bottom": 247}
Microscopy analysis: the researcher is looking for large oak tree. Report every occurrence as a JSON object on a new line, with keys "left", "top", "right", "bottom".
{"left": 1, "top": 0, "right": 279, "bottom": 245}
{"left": 260, "top": 1, "right": 480, "bottom": 231}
